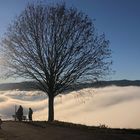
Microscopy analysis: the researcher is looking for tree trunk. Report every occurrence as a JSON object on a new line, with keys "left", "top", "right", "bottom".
{"left": 48, "top": 95, "right": 54, "bottom": 122}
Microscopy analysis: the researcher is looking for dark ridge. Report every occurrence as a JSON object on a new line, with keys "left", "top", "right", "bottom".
{"left": 63, "top": 80, "right": 140, "bottom": 92}
{"left": 0, "top": 80, "right": 140, "bottom": 91}
{"left": 0, "top": 81, "right": 39, "bottom": 91}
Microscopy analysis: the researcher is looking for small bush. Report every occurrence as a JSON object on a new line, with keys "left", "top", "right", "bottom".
{"left": 99, "top": 124, "right": 109, "bottom": 128}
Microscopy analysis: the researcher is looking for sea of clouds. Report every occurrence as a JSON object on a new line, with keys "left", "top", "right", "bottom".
{"left": 0, "top": 86, "right": 140, "bottom": 128}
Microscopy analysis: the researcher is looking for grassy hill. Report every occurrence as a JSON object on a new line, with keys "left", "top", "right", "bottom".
{"left": 1, "top": 121, "right": 140, "bottom": 140}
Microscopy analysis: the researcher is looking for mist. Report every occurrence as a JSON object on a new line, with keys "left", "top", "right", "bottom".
{"left": 0, "top": 86, "right": 140, "bottom": 128}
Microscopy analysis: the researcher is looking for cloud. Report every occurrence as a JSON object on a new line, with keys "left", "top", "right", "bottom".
{"left": 0, "top": 86, "right": 140, "bottom": 128}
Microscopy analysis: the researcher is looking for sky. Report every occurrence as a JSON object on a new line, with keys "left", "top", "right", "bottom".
{"left": 0, "top": 0, "right": 140, "bottom": 82}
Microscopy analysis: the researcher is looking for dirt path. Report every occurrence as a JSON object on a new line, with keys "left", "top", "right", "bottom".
{"left": 0, "top": 121, "right": 140, "bottom": 140}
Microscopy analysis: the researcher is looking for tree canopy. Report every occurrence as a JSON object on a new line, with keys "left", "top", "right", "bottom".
{"left": 1, "top": 3, "right": 112, "bottom": 121}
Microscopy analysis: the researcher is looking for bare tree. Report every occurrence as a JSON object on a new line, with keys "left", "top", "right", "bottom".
{"left": 1, "top": 3, "right": 112, "bottom": 121}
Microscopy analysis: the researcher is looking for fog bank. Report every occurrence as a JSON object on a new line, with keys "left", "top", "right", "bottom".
{"left": 0, "top": 86, "right": 140, "bottom": 128}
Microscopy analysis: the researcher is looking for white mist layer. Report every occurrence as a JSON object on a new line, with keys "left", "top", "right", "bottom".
{"left": 0, "top": 86, "right": 140, "bottom": 128}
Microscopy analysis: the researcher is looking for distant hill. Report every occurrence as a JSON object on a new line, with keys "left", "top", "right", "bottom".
{"left": 68, "top": 80, "right": 140, "bottom": 91}
{"left": 0, "top": 80, "right": 140, "bottom": 91}
{"left": 0, "top": 81, "right": 38, "bottom": 91}
{"left": 89, "top": 80, "right": 140, "bottom": 87}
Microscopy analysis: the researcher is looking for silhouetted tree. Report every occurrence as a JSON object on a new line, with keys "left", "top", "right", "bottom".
{"left": 1, "top": 3, "right": 112, "bottom": 121}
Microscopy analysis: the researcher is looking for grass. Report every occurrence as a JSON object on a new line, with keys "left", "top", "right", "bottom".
{"left": 23, "top": 120, "right": 140, "bottom": 135}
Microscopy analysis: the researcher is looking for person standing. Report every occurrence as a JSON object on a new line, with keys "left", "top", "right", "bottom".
{"left": 0, "top": 118, "right": 2, "bottom": 129}
{"left": 28, "top": 108, "right": 33, "bottom": 121}
{"left": 16, "top": 105, "right": 23, "bottom": 121}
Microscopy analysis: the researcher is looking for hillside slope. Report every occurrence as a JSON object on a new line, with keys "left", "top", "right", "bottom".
{"left": 1, "top": 121, "right": 140, "bottom": 140}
